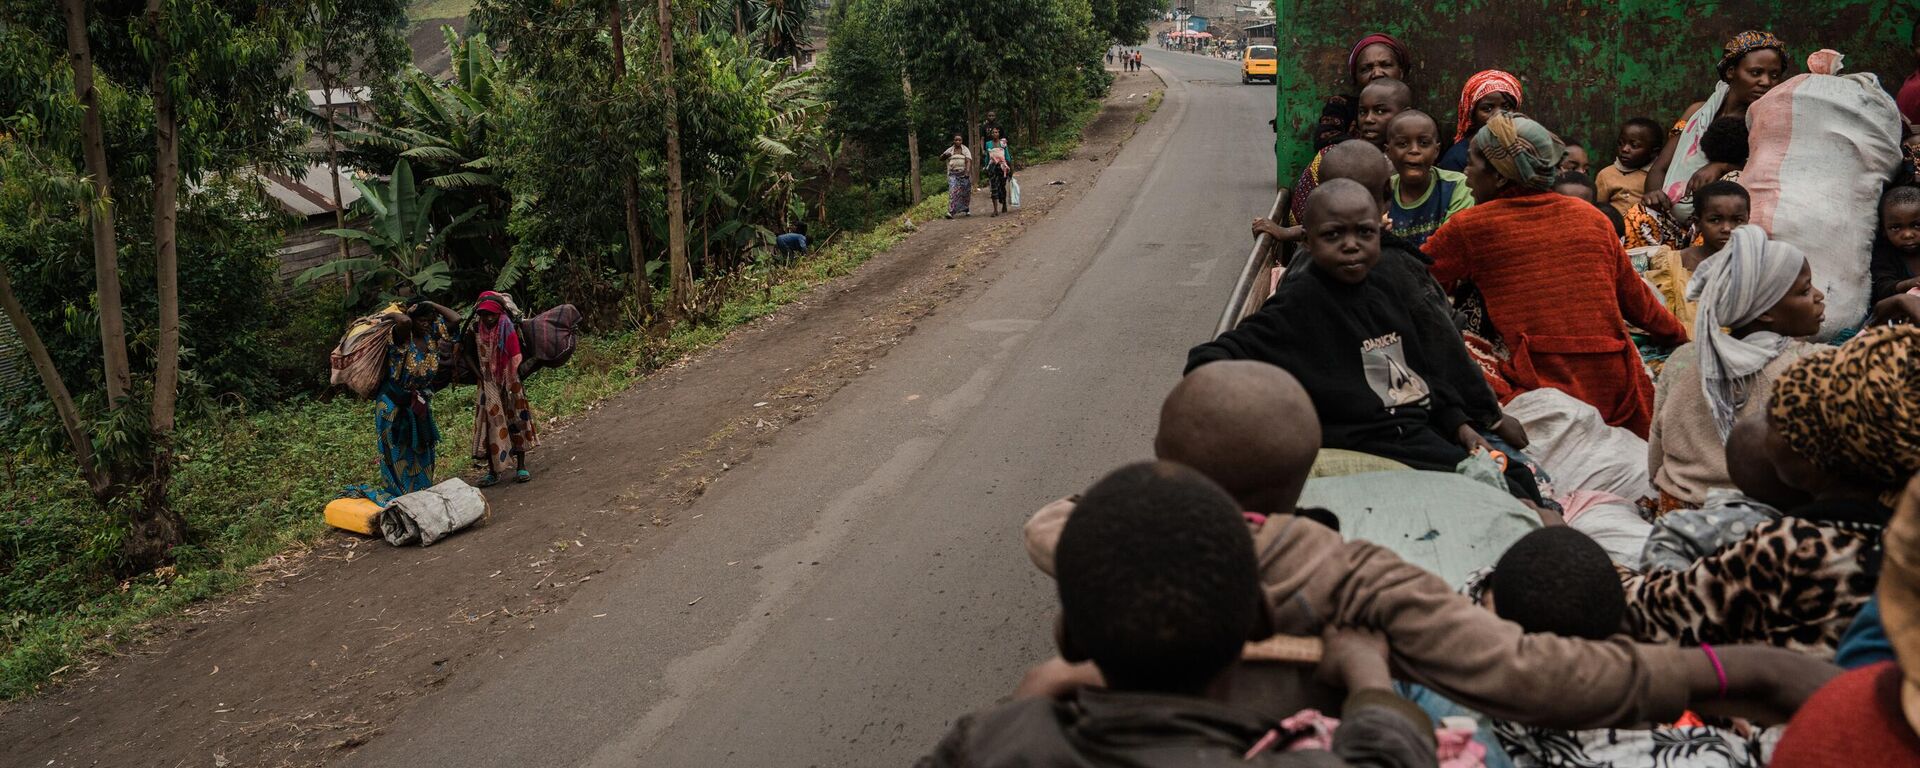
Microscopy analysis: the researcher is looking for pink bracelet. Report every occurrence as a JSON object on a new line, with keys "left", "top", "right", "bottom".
{"left": 1700, "top": 643, "right": 1727, "bottom": 699}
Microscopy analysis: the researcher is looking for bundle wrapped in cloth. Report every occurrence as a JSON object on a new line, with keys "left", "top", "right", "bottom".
{"left": 329, "top": 304, "right": 402, "bottom": 398}
{"left": 380, "top": 478, "right": 490, "bottom": 546}
{"left": 1741, "top": 50, "right": 1903, "bottom": 340}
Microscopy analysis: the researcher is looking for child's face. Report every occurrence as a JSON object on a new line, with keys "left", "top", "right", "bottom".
{"left": 1557, "top": 145, "right": 1589, "bottom": 177}
{"left": 1885, "top": 201, "right": 1920, "bottom": 254}
{"left": 1617, "top": 125, "right": 1660, "bottom": 169}
{"left": 1354, "top": 92, "right": 1405, "bottom": 146}
{"left": 1307, "top": 195, "right": 1383, "bottom": 285}
{"left": 1469, "top": 93, "right": 1512, "bottom": 131}
{"left": 1693, "top": 195, "right": 1750, "bottom": 253}
{"left": 1385, "top": 117, "right": 1440, "bottom": 182}
{"left": 1761, "top": 263, "right": 1825, "bottom": 338}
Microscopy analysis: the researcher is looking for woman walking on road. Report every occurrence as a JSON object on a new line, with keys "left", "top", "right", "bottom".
{"left": 942, "top": 133, "right": 973, "bottom": 219}
{"left": 470, "top": 291, "right": 538, "bottom": 486}
{"left": 985, "top": 126, "right": 1014, "bottom": 217}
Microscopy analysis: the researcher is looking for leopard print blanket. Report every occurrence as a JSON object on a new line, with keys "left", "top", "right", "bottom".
{"left": 1620, "top": 516, "right": 1881, "bottom": 660}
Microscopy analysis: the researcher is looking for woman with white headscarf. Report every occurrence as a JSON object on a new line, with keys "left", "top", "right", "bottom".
{"left": 1648, "top": 224, "right": 1827, "bottom": 512}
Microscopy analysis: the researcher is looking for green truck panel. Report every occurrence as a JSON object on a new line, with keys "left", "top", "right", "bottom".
{"left": 1272, "top": 2, "right": 1915, "bottom": 184}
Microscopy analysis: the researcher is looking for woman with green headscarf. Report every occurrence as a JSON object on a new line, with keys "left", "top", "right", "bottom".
{"left": 1423, "top": 111, "right": 1690, "bottom": 437}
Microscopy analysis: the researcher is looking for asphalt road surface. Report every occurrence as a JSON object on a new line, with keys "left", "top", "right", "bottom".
{"left": 343, "top": 48, "right": 1278, "bottom": 767}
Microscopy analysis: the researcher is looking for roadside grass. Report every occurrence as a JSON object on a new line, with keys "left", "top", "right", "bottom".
{"left": 0, "top": 105, "right": 1100, "bottom": 699}
{"left": 1137, "top": 90, "right": 1164, "bottom": 124}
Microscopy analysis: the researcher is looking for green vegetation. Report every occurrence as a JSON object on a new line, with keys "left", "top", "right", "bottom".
{"left": 0, "top": 0, "right": 1116, "bottom": 699}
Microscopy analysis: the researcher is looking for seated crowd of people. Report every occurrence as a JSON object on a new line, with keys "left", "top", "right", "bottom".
{"left": 914, "top": 23, "right": 1920, "bottom": 768}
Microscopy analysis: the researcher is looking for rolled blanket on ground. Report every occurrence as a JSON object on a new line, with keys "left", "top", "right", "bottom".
{"left": 1743, "top": 53, "right": 1903, "bottom": 340}
{"left": 380, "top": 478, "right": 490, "bottom": 546}
{"left": 1502, "top": 388, "right": 1653, "bottom": 501}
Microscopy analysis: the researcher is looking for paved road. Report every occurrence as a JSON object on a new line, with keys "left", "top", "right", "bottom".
{"left": 345, "top": 49, "right": 1277, "bottom": 767}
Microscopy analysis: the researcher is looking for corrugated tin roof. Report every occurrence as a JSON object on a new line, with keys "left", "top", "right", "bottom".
{"left": 259, "top": 164, "right": 363, "bottom": 218}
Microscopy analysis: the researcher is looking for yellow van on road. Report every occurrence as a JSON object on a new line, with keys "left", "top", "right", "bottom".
{"left": 1242, "top": 45, "right": 1278, "bottom": 84}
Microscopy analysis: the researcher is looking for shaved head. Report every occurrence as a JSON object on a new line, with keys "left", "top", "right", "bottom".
{"left": 1319, "top": 141, "right": 1393, "bottom": 206}
{"left": 1303, "top": 177, "right": 1380, "bottom": 226}
{"left": 1157, "top": 361, "right": 1322, "bottom": 516}
{"left": 1358, "top": 77, "right": 1413, "bottom": 110}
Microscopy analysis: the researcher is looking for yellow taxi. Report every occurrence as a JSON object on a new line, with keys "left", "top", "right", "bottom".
{"left": 1242, "top": 45, "right": 1278, "bottom": 84}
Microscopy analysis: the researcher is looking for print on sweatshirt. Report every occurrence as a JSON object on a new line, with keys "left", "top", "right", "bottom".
{"left": 1361, "top": 332, "right": 1429, "bottom": 409}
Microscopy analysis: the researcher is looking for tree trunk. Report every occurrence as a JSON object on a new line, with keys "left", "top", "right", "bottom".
{"left": 609, "top": 1, "right": 654, "bottom": 321}
{"left": 61, "top": 0, "right": 132, "bottom": 406}
{"left": 658, "top": 0, "right": 692, "bottom": 317}
{"left": 0, "top": 264, "right": 107, "bottom": 499}
{"left": 139, "top": 0, "right": 187, "bottom": 570}
{"left": 965, "top": 87, "right": 982, "bottom": 190}
{"left": 901, "top": 68, "right": 921, "bottom": 206}
{"left": 147, "top": 0, "right": 180, "bottom": 438}
{"left": 322, "top": 81, "right": 352, "bottom": 274}
{"left": 733, "top": 1, "right": 744, "bottom": 41}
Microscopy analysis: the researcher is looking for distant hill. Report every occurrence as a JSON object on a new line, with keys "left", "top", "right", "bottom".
{"left": 408, "top": 0, "right": 474, "bottom": 77}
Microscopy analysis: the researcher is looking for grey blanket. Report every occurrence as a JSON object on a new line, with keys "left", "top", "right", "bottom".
{"left": 381, "top": 478, "right": 489, "bottom": 546}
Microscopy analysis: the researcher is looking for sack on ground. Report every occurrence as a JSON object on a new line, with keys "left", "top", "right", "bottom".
{"left": 1009, "top": 177, "right": 1021, "bottom": 208}
{"left": 380, "top": 478, "right": 490, "bottom": 546}
{"left": 330, "top": 305, "right": 401, "bottom": 398}
{"left": 1742, "top": 59, "right": 1902, "bottom": 340}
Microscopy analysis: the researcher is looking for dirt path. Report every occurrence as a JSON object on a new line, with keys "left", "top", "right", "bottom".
{"left": 0, "top": 67, "right": 1165, "bottom": 768}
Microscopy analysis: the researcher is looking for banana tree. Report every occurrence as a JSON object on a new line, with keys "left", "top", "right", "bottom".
{"left": 296, "top": 159, "right": 480, "bottom": 307}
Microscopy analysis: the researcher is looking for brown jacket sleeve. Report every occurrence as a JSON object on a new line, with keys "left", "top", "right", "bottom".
{"left": 1259, "top": 516, "right": 1693, "bottom": 729}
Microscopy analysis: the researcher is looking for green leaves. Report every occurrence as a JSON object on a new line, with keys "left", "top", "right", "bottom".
{"left": 296, "top": 159, "right": 479, "bottom": 308}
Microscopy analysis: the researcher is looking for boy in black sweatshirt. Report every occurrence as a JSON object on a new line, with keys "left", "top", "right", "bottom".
{"left": 1189, "top": 178, "right": 1540, "bottom": 503}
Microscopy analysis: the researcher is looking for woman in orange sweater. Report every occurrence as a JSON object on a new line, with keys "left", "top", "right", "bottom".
{"left": 1424, "top": 112, "right": 1688, "bottom": 437}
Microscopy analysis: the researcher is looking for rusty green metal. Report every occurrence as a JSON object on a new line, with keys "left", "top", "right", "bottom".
{"left": 1272, "top": 2, "right": 1916, "bottom": 185}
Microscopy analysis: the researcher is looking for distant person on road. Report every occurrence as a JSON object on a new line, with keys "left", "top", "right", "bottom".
{"left": 984, "top": 127, "right": 1013, "bottom": 217}
{"left": 1313, "top": 32, "right": 1410, "bottom": 152}
{"left": 942, "top": 134, "right": 973, "bottom": 219}
{"left": 919, "top": 462, "right": 1444, "bottom": 768}
{"left": 470, "top": 291, "right": 537, "bottom": 487}
{"left": 1437, "top": 69, "right": 1522, "bottom": 173}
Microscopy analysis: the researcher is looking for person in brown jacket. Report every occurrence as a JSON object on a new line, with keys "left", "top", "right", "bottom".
{"left": 1022, "top": 361, "right": 1837, "bottom": 729}
{"left": 919, "top": 462, "right": 1440, "bottom": 768}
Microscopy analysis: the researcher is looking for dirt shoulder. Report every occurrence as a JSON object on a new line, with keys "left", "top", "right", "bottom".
{"left": 0, "top": 67, "right": 1166, "bottom": 768}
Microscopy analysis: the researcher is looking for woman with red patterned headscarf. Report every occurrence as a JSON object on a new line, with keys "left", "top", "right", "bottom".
{"left": 1437, "top": 69, "right": 1522, "bottom": 173}
{"left": 470, "top": 291, "right": 538, "bottom": 486}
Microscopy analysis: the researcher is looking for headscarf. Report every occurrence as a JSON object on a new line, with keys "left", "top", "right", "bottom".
{"left": 1686, "top": 225, "right": 1808, "bottom": 438}
{"left": 1470, "top": 111, "right": 1562, "bottom": 191}
{"left": 1768, "top": 325, "right": 1920, "bottom": 499}
{"left": 1347, "top": 33, "right": 1409, "bottom": 86}
{"left": 1717, "top": 30, "right": 1786, "bottom": 79}
{"left": 474, "top": 291, "right": 522, "bottom": 382}
{"left": 1453, "top": 70, "right": 1523, "bottom": 142}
